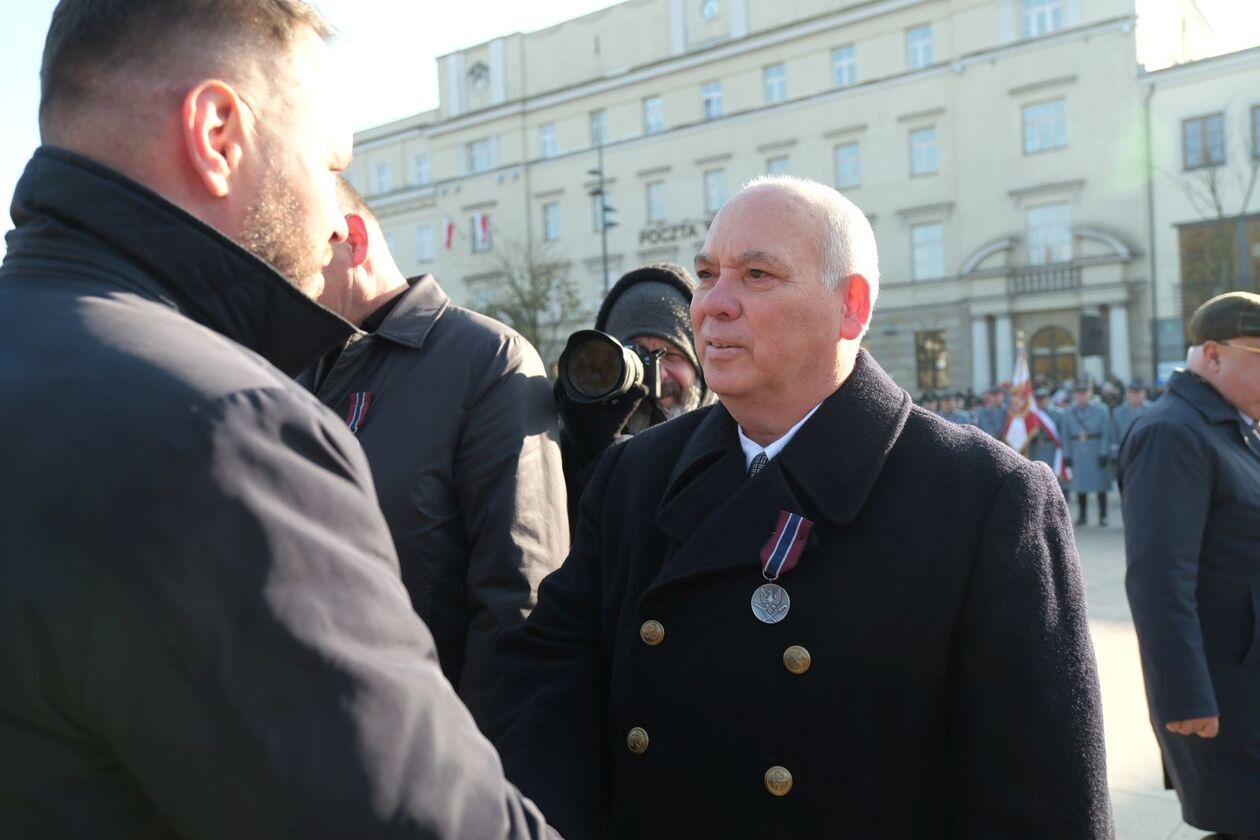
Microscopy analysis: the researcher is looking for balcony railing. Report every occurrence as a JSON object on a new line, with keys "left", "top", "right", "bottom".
{"left": 1008, "top": 264, "right": 1082, "bottom": 295}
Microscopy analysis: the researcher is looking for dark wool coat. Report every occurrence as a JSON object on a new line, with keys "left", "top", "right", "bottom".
{"left": 1119, "top": 370, "right": 1260, "bottom": 835}
{"left": 0, "top": 148, "right": 550, "bottom": 839}
{"left": 308, "top": 274, "right": 569, "bottom": 722}
{"left": 486, "top": 351, "right": 1113, "bottom": 839}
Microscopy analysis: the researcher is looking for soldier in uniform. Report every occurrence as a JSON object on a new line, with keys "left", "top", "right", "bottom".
{"left": 939, "top": 391, "right": 976, "bottom": 425}
{"left": 1028, "top": 387, "right": 1068, "bottom": 491}
{"left": 1062, "top": 383, "right": 1115, "bottom": 526}
{"left": 975, "top": 388, "right": 1007, "bottom": 438}
{"left": 484, "top": 176, "right": 1112, "bottom": 839}
{"left": 1111, "top": 382, "right": 1151, "bottom": 457}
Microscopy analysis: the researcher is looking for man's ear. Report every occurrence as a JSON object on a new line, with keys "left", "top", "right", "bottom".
{"left": 838, "top": 273, "right": 873, "bottom": 341}
{"left": 345, "top": 214, "right": 370, "bottom": 268}
{"left": 181, "top": 80, "right": 248, "bottom": 199}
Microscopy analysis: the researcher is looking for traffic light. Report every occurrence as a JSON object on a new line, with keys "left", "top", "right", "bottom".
{"left": 602, "top": 201, "right": 618, "bottom": 230}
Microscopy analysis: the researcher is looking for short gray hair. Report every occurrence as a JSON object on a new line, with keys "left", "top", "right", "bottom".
{"left": 739, "top": 175, "right": 880, "bottom": 308}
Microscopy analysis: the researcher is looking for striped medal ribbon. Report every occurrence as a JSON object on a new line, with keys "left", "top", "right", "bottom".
{"left": 344, "top": 391, "right": 373, "bottom": 435}
{"left": 751, "top": 511, "right": 813, "bottom": 625}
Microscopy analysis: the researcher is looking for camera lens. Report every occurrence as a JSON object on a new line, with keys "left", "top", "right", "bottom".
{"left": 567, "top": 338, "right": 626, "bottom": 400}
{"left": 557, "top": 330, "right": 645, "bottom": 403}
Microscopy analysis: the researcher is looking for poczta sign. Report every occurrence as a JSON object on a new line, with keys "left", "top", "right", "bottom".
{"left": 638, "top": 219, "right": 711, "bottom": 246}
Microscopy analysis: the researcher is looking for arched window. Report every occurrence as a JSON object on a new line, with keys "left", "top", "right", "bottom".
{"left": 1029, "top": 326, "right": 1077, "bottom": 384}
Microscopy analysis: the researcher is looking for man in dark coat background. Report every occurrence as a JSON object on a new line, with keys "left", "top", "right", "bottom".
{"left": 309, "top": 177, "right": 569, "bottom": 723}
{"left": 485, "top": 175, "right": 1113, "bottom": 838}
{"left": 1119, "top": 291, "right": 1260, "bottom": 839}
{"left": 0, "top": 1, "right": 551, "bottom": 837}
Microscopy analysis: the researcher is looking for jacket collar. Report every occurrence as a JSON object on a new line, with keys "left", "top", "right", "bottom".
{"left": 372, "top": 274, "right": 450, "bottom": 350}
{"left": 4, "top": 147, "right": 355, "bottom": 376}
{"left": 1167, "top": 368, "right": 1243, "bottom": 426}
{"left": 654, "top": 350, "right": 911, "bottom": 560}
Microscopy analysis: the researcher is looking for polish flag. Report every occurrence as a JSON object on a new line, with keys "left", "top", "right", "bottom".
{"left": 443, "top": 217, "right": 455, "bottom": 249}
{"left": 1003, "top": 336, "right": 1070, "bottom": 481}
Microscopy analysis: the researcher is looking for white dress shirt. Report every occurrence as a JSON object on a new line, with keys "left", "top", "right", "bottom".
{"left": 737, "top": 403, "right": 822, "bottom": 471}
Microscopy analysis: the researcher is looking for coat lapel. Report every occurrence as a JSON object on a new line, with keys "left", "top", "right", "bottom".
{"left": 648, "top": 351, "right": 912, "bottom": 596}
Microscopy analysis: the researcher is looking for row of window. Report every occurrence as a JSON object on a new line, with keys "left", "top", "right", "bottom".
{"left": 911, "top": 202, "right": 1071, "bottom": 282}
{"left": 397, "top": 190, "right": 1071, "bottom": 291}
{"left": 370, "top": 95, "right": 1069, "bottom": 197}
{"left": 1182, "top": 106, "right": 1260, "bottom": 170}
{"left": 367, "top": 1, "right": 1071, "bottom": 194}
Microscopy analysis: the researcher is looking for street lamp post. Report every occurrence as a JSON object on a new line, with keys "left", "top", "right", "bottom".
{"left": 588, "top": 140, "right": 617, "bottom": 294}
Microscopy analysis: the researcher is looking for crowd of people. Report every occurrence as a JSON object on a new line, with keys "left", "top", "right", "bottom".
{"left": 1, "top": 2, "right": 1257, "bottom": 839}
{"left": 916, "top": 378, "right": 1157, "bottom": 526}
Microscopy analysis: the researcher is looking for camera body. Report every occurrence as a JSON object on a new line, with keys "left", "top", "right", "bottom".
{"left": 557, "top": 329, "right": 665, "bottom": 404}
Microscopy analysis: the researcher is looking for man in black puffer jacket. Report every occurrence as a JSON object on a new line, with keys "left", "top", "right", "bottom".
{"left": 0, "top": 2, "right": 552, "bottom": 838}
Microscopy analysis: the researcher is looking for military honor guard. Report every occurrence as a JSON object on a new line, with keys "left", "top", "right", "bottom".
{"left": 975, "top": 387, "right": 1008, "bottom": 438}
{"left": 1030, "top": 388, "right": 1071, "bottom": 495}
{"left": 1062, "top": 384, "right": 1115, "bottom": 526}
{"left": 1110, "top": 382, "right": 1151, "bottom": 457}
{"left": 938, "top": 391, "right": 976, "bottom": 425}
{"left": 485, "top": 177, "right": 1112, "bottom": 839}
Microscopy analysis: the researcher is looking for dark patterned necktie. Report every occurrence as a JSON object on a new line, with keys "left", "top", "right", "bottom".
{"left": 1246, "top": 420, "right": 1260, "bottom": 459}
{"left": 748, "top": 452, "right": 769, "bottom": 477}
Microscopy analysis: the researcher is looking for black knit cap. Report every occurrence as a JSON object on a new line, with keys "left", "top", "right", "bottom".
{"left": 596, "top": 263, "right": 700, "bottom": 371}
{"left": 1188, "top": 291, "right": 1260, "bottom": 344}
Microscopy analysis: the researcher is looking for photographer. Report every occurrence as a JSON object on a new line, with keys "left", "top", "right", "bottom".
{"left": 556, "top": 263, "right": 713, "bottom": 523}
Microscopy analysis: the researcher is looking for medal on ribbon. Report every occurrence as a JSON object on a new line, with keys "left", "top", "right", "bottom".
{"left": 751, "top": 510, "right": 813, "bottom": 624}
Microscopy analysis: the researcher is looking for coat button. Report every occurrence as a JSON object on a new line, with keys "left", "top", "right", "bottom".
{"left": 783, "top": 645, "right": 811, "bottom": 674}
{"left": 626, "top": 727, "right": 650, "bottom": 754}
{"left": 639, "top": 620, "right": 665, "bottom": 646}
{"left": 764, "top": 765, "right": 793, "bottom": 796}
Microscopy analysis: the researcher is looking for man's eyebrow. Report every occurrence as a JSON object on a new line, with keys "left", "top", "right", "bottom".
{"left": 695, "top": 250, "right": 789, "bottom": 272}
{"left": 736, "top": 250, "right": 789, "bottom": 272}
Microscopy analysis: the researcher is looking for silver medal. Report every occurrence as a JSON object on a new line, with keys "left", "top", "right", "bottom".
{"left": 751, "top": 582, "right": 791, "bottom": 624}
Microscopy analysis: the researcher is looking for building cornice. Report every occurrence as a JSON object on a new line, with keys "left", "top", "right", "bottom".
{"left": 1141, "top": 44, "right": 1260, "bottom": 88}
{"left": 356, "top": 10, "right": 1136, "bottom": 150}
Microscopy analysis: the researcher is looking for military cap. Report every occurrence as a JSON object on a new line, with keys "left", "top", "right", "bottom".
{"left": 1188, "top": 291, "right": 1260, "bottom": 344}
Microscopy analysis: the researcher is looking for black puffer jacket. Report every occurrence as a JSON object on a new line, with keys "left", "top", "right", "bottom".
{"left": 0, "top": 147, "right": 551, "bottom": 839}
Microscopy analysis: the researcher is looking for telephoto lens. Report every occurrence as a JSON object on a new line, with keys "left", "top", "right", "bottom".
{"left": 557, "top": 329, "right": 646, "bottom": 403}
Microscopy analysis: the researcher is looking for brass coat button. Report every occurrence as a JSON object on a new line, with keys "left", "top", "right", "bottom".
{"left": 765, "top": 765, "right": 793, "bottom": 796}
{"left": 639, "top": 620, "right": 665, "bottom": 646}
{"left": 783, "top": 645, "right": 811, "bottom": 674}
{"left": 626, "top": 727, "right": 650, "bottom": 754}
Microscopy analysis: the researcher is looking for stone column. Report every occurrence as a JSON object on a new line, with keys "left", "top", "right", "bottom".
{"left": 995, "top": 316, "right": 1014, "bottom": 384}
{"left": 1109, "top": 303, "right": 1132, "bottom": 384}
{"left": 971, "top": 317, "right": 991, "bottom": 393}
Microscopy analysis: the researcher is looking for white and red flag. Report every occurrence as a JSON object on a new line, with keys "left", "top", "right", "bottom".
{"left": 1003, "top": 336, "right": 1070, "bottom": 481}
{"left": 442, "top": 217, "right": 455, "bottom": 250}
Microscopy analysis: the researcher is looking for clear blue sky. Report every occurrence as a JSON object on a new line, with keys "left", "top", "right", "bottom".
{"left": 0, "top": 0, "right": 623, "bottom": 253}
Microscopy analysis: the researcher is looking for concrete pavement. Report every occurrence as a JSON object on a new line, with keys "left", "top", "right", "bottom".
{"left": 1074, "top": 491, "right": 1207, "bottom": 840}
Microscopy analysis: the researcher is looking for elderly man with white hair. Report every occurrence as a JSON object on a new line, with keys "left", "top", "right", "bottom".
{"left": 484, "top": 176, "right": 1113, "bottom": 839}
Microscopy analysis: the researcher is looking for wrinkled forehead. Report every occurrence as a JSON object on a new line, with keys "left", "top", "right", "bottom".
{"left": 699, "top": 187, "right": 823, "bottom": 265}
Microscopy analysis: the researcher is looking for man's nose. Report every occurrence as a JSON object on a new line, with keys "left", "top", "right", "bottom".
{"left": 700, "top": 272, "right": 740, "bottom": 319}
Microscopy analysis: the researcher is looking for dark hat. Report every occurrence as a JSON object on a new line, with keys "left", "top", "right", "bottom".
{"left": 1071, "top": 382, "right": 1090, "bottom": 393}
{"left": 597, "top": 263, "right": 699, "bottom": 371}
{"left": 1126, "top": 379, "right": 1148, "bottom": 392}
{"left": 1188, "top": 291, "right": 1260, "bottom": 344}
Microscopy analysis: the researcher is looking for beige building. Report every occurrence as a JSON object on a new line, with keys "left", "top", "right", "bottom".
{"left": 347, "top": 0, "right": 1253, "bottom": 392}
{"left": 1144, "top": 44, "right": 1260, "bottom": 382}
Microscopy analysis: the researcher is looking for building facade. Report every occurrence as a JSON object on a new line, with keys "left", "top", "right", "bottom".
{"left": 346, "top": 0, "right": 1254, "bottom": 391}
